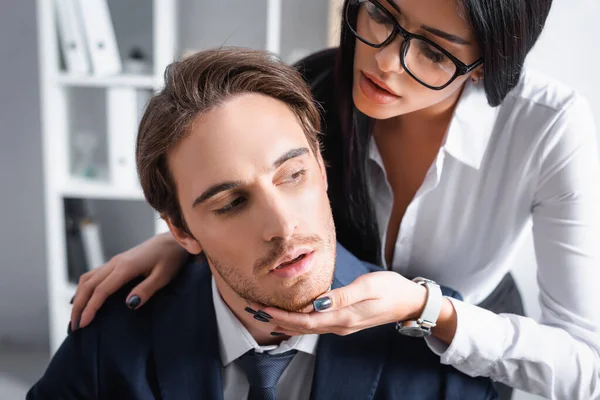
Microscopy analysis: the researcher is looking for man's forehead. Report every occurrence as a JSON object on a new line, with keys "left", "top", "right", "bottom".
{"left": 190, "top": 94, "right": 306, "bottom": 146}
{"left": 169, "top": 96, "right": 312, "bottom": 196}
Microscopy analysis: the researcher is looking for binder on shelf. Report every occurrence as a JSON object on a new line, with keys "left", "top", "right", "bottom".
{"left": 54, "top": 0, "right": 91, "bottom": 74}
{"left": 64, "top": 199, "right": 105, "bottom": 283}
{"left": 74, "top": 0, "right": 122, "bottom": 76}
{"left": 80, "top": 218, "right": 105, "bottom": 270}
{"left": 65, "top": 208, "right": 87, "bottom": 283}
{"left": 107, "top": 87, "right": 140, "bottom": 189}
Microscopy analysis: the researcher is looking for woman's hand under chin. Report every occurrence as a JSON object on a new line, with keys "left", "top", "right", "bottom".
{"left": 260, "top": 271, "right": 436, "bottom": 337}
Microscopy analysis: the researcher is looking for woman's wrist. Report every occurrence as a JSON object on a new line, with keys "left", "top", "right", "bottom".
{"left": 403, "top": 282, "right": 458, "bottom": 344}
{"left": 406, "top": 283, "right": 428, "bottom": 321}
{"left": 431, "top": 297, "right": 457, "bottom": 344}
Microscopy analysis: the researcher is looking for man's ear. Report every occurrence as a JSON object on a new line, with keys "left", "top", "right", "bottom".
{"left": 315, "top": 147, "right": 328, "bottom": 190}
{"left": 164, "top": 215, "right": 203, "bottom": 255}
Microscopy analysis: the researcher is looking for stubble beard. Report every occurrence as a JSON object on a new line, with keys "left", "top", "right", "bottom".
{"left": 207, "top": 221, "right": 336, "bottom": 312}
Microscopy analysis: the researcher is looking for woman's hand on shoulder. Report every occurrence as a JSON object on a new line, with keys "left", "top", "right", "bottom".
{"left": 70, "top": 232, "right": 189, "bottom": 331}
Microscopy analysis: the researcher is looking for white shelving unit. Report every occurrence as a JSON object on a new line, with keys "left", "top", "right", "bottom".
{"left": 55, "top": 73, "right": 158, "bottom": 89}
{"left": 38, "top": 0, "right": 333, "bottom": 354}
{"left": 37, "top": 0, "right": 179, "bottom": 354}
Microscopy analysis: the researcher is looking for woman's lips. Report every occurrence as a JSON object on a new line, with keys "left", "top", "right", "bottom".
{"left": 358, "top": 71, "right": 401, "bottom": 105}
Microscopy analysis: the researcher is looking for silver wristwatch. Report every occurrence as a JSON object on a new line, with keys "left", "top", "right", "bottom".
{"left": 396, "top": 277, "right": 443, "bottom": 338}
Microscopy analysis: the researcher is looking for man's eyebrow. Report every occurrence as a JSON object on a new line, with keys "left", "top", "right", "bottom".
{"left": 272, "top": 147, "right": 310, "bottom": 169}
{"left": 191, "top": 147, "right": 310, "bottom": 208}
{"left": 383, "top": 0, "right": 471, "bottom": 45}
{"left": 192, "top": 181, "right": 242, "bottom": 208}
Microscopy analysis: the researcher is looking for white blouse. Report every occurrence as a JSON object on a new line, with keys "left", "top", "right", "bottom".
{"left": 367, "top": 69, "right": 600, "bottom": 399}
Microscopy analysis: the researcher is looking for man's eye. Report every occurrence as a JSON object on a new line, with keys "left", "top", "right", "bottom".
{"left": 287, "top": 169, "right": 306, "bottom": 183}
{"left": 214, "top": 196, "right": 247, "bottom": 215}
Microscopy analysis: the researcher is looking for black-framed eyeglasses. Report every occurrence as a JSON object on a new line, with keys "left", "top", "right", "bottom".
{"left": 346, "top": 0, "right": 483, "bottom": 90}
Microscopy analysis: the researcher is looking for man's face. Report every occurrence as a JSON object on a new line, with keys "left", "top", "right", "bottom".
{"left": 167, "top": 93, "right": 336, "bottom": 312}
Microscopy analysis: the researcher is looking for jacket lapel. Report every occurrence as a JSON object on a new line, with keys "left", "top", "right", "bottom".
{"left": 152, "top": 262, "right": 224, "bottom": 400}
{"left": 310, "top": 244, "right": 387, "bottom": 400}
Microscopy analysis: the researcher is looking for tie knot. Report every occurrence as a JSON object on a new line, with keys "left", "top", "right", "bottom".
{"left": 236, "top": 349, "right": 298, "bottom": 390}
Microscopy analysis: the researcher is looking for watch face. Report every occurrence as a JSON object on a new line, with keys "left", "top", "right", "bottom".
{"left": 398, "top": 327, "right": 430, "bottom": 338}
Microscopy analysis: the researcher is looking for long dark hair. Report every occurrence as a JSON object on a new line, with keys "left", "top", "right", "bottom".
{"left": 333, "top": 0, "right": 553, "bottom": 264}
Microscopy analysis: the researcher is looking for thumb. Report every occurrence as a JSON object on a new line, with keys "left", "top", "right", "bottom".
{"left": 312, "top": 279, "right": 370, "bottom": 312}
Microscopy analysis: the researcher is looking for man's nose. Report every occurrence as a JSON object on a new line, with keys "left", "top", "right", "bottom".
{"left": 260, "top": 195, "right": 298, "bottom": 242}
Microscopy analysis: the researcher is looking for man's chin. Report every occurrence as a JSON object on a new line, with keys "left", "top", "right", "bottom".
{"left": 268, "top": 298, "right": 314, "bottom": 313}
{"left": 265, "top": 282, "right": 331, "bottom": 312}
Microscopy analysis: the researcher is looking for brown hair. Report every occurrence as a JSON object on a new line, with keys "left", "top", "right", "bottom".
{"left": 136, "top": 47, "right": 322, "bottom": 234}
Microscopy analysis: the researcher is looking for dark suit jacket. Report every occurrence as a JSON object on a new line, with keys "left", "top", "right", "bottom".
{"left": 28, "top": 243, "right": 497, "bottom": 400}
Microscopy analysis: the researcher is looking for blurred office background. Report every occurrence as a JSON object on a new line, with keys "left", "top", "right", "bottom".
{"left": 0, "top": 0, "right": 598, "bottom": 399}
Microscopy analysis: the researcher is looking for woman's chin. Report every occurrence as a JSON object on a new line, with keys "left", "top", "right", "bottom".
{"left": 352, "top": 88, "right": 406, "bottom": 120}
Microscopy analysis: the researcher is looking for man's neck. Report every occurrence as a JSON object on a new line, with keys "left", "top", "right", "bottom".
{"left": 212, "top": 271, "right": 286, "bottom": 346}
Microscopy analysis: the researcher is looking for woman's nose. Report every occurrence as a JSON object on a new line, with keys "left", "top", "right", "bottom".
{"left": 375, "top": 36, "right": 405, "bottom": 74}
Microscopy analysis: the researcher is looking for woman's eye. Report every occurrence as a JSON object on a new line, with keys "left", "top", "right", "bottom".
{"left": 416, "top": 41, "right": 447, "bottom": 63}
{"left": 424, "top": 49, "right": 445, "bottom": 63}
{"left": 365, "top": 2, "right": 391, "bottom": 24}
{"left": 214, "top": 196, "right": 247, "bottom": 215}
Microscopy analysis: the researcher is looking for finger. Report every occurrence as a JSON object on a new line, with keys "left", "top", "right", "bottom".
{"left": 122, "top": 265, "right": 172, "bottom": 309}
{"left": 245, "top": 300, "right": 266, "bottom": 313}
{"left": 270, "top": 328, "right": 302, "bottom": 337}
{"left": 258, "top": 308, "right": 311, "bottom": 331}
{"left": 78, "top": 264, "right": 142, "bottom": 328}
{"left": 261, "top": 306, "right": 352, "bottom": 333}
{"left": 311, "top": 278, "right": 375, "bottom": 312}
{"left": 70, "top": 266, "right": 113, "bottom": 331}
{"left": 272, "top": 312, "right": 366, "bottom": 336}
{"left": 299, "top": 303, "right": 316, "bottom": 313}
{"left": 78, "top": 270, "right": 94, "bottom": 284}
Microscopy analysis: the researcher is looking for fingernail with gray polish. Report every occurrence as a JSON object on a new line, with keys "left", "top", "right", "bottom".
{"left": 74, "top": 318, "right": 80, "bottom": 331}
{"left": 245, "top": 307, "right": 257, "bottom": 315}
{"left": 127, "top": 296, "right": 141, "bottom": 310}
{"left": 70, "top": 296, "right": 74, "bottom": 305}
{"left": 253, "top": 314, "right": 270, "bottom": 323}
{"left": 270, "top": 332, "right": 285, "bottom": 337}
{"left": 257, "top": 310, "right": 272, "bottom": 319}
{"left": 313, "top": 297, "right": 332, "bottom": 312}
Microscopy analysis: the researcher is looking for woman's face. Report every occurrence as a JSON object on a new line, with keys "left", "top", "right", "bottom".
{"left": 352, "top": 0, "right": 483, "bottom": 120}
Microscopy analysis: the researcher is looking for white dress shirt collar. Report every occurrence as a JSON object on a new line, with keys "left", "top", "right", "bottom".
{"left": 369, "top": 80, "right": 499, "bottom": 171}
{"left": 211, "top": 277, "right": 319, "bottom": 367}
{"left": 442, "top": 80, "right": 499, "bottom": 170}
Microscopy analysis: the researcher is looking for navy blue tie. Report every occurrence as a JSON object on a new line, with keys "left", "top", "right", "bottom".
{"left": 235, "top": 349, "right": 298, "bottom": 400}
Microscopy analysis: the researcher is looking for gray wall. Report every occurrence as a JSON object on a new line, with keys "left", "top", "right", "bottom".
{"left": 512, "top": 0, "right": 600, "bottom": 323}
{"left": 178, "top": 0, "right": 328, "bottom": 63}
{"left": 0, "top": 0, "right": 48, "bottom": 350}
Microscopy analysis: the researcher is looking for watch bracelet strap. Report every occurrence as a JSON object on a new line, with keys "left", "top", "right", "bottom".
{"left": 416, "top": 280, "right": 443, "bottom": 328}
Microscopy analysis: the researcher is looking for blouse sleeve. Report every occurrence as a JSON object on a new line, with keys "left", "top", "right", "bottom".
{"left": 425, "top": 94, "right": 600, "bottom": 399}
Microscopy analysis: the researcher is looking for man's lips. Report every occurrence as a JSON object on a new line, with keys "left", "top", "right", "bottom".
{"left": 271, "top": 247, "right": 313, "bottom": 271}
{"left": 269, "top": 249, "right": 316, "bottom": 279}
